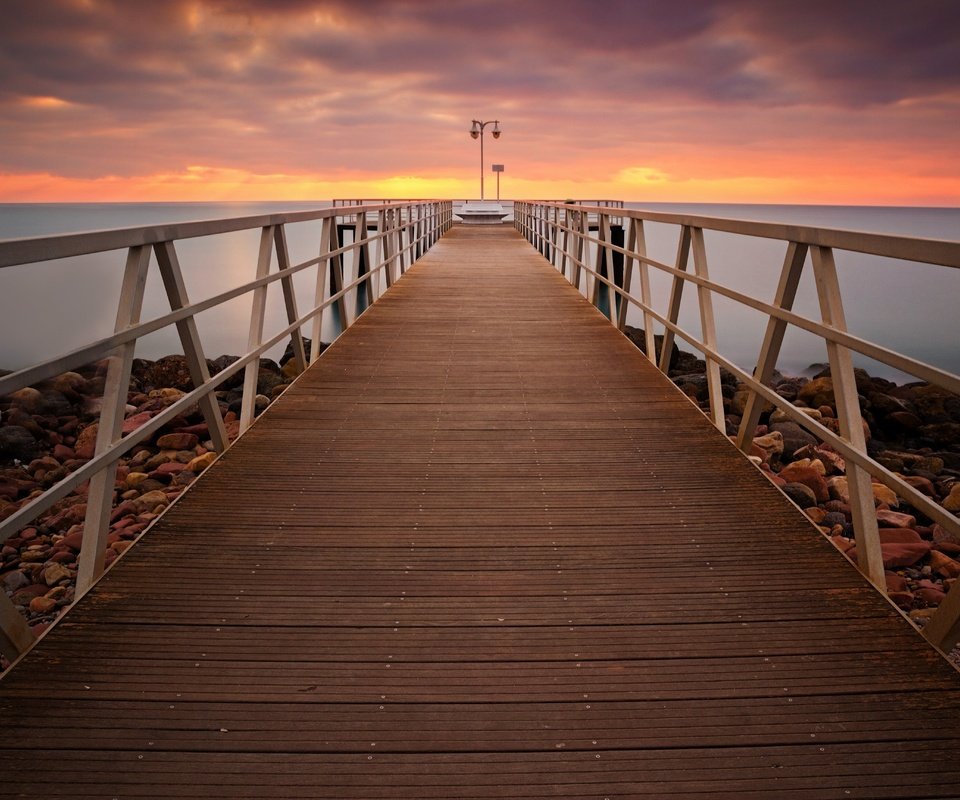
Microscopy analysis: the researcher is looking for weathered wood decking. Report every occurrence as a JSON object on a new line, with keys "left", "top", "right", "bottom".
{"left": 2, "top": 225, "right": 960, "bottom": 798}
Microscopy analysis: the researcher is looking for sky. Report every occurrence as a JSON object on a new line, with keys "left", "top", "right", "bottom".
{"left": 1, "top": 0, "right": 959, "bottom": 205}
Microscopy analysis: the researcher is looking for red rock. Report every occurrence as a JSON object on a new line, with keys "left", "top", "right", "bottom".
{"left": 175, "top": 423, "right": 209, "bottom": 437}
{"left": 48, "top": 551, "right": 75, "bottom": 564}
{"left": 935, "top": 541, "right": 960, "bottom": 556}
{"left": 52, "top": 444, "right": 75, "bottom": 460}
{"left": 778, "top": 464, "right": 829, "bottom": 503}
{"left": 916, "top": 587, "right": 946, "bottom": 606}
{"left": 929, "top": 551, "right": 960, "bottom": 579}
{"left": 29, "top": 596, "right": 56, "bottom": 614}
{"left": 902, "top": 475, "right": 936, "bottom": 496}
{"left": 805, "top": 507, "right": 828, "bottom": 524}
{"left": 155, "top": 461, "right": 187, "bottom": 475}
{"left": 73, "top": 422, "right": 99, "bottom": 459}
{"left": 156, "top": 432, "right": 199, "bottom": 451}
{"left": 885, "top": 572, "right": 909, "bottom": 593}
{"left": 888, "top": 591, "right": 914, "bottom": 610}
{"left": 942, "top": 484, "right": 960, "bottom": 512}
{"left": 830, "top": 535, "right": 855, "bottom": 553}
{"left": 932, "top": 523, "right": 960, "bottom": 547}
{"left": 878, "top": 528, "right": 921, "bottom": 544}
{"left": 121, "top": 411, "right": 154, "bottom": 434}
{"left": 850, "top": 542, "right": 930, "bottom": 569}
{"left": 875, "top": 510, "right": 917, "bottom": 529}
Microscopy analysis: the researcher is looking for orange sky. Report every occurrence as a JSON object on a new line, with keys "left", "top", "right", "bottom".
{"left": 1, "top": 0, "right": 959, "bottom": 205}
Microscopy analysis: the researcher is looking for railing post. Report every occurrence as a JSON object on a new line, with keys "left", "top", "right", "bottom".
{"left": 274, "top": 224, "right": 309, "bottom": 373}
{"left": 736, "top": 241, "right": 808, "bottom": 451}
{"left": 353, "top": 212, "right": 374, "bottom": 317}
{"left": 75, "top": 244, "right": 151, "bottom": 595}
{"left": 629, "top": 220, "right": 656, "bottom": 360}
{"left": 573, "top": 209, "right": 587, "bottom": 294}
{"left": 924, "top": 582, "right": 960, "bottom": 652}
{"left": 310, "top": 217, "right": 335, "bottom": 365}
{"left": 811, "top": 245, "right": 885, "bottom": 590}
{"left": 0, "top": 591, "right": 34, "bottom": 661}
{"left": 690, "top": 227, "right": 725, "bottom": 430}
{"left": 240, "top": 226, "right": 275, "bottom": 433}
{"left": 154, "top": 241, "right": 230, "bottom": 453}
{"left": 559, "top": 207, "right": 572, "bottom": 280}
{"left": 659, "top": 225, "right": 692, "bottom": 373}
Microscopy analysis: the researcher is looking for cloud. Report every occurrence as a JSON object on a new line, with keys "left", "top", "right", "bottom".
{"left": 0, "top": 0, "right": 957, "bottom": 202}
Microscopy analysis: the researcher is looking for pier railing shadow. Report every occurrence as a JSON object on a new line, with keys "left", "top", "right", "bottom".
{"left": 516, "top": 199, "right": 960, "bottom": 653}
{"left": 0, "top": 201, "right": 453, "bottom": 661}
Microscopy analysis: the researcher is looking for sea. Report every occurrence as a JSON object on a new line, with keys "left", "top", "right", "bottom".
{"left": 0, "top": 201, "right": 957, "bottom": 385}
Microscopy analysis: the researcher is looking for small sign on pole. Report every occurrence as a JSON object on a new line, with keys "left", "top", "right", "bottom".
{"left": 491, "top": 164, "right": 505, "bottom": 201}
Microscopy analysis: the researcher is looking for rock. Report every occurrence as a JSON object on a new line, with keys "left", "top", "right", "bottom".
{"left": 827, "top": 476, "right": 851, "bottom": 504}
{"left": 769, "top": 421, "right": 818, "bottom": 458}
{"left": 932, "top": 523, "right": 960, "bottom": 547}
{"left": 797, "top": 377, "right": 835, "bottom": 409}
{"left": 125, "top": 472, "right": 151, "bottom": 489}
{"left": 782, "top": 482, "right": 817, "bottom": 509}
{"left": 929, "top": 551, "right": 960, "bottom": 579}
{"left": 914, "top": 456, "right": 945, "bottom": 474}
{"left": 121, "top": 411, "right": 154, "bottom": 434}
{"left": 186, "top": 452, "right": 217, "bottom": 473}
{"left": 901, "top": 475, "right": 936, "bottom": 496}
{"left": 59, "top": 531, "right": 85, "bottom": 551}
{"left": 5, "top": 387, "right": 43, "bottom": 413}
{"left": 73, "top": 422, "right": 99, "bottom": 459}
{"left": 1, "top": 570, "right": 30, "bottom": 592}
{"left": 0, "top": 425, "right": 40, "bottom": 460}
{"left": 132, "top": 490, "right": 169, "bottom": 513}
{"left": 880, "top": 542, "right": 931, "bottom": 568}
{"left": 885, "top": 572, "right": 909, "bottom": 593}
{"left": 155, "top": 461, "right": 187, "bottom": 476}
{"left": 850, "top": 541, "right": 930, "bottom": 569}
{"left": 778, "top": 464, "right": 829, "bottom": 503}
{"left": 29, "top": 596, "right": 57, "bottom": 614}
{"left": 805, "top": 507, "right": 828, "bottom": 524}
{"left": 876, "top": 510, "right": 917, "bottom": 529}
{"left": 156, "top": 432, "right": 199, "bottom": 451}
{"left": 752, "top": 431, "right": 784, "bottom": 460}
{"left": 916, "top": 586, "right": 946, "bottom": 606}
{"left": 872, "top": 483, "right": 899, "bottom": 508}
{"left": 146, "top": 356, "right": 195, "bottom": 391}
{"left": 942, "top": 484, "right": 960, "bottom": 512}
{"left": 42, "top": 563, "right": 72, "bottom": 587}
{"left": 878, "top": 528, "right": 922, "bottom": 544}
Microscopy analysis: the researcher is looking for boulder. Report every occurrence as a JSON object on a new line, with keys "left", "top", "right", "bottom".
{"left": 0, "top": 425, "right": 40, "bottom": 460}
{"left": 156, "top": 432, "right": 199, "bottom": 451}
{"left": 769, "top": 421, "right": 818, "bottom": 458}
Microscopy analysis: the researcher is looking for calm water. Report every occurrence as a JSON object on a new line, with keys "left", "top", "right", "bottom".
{"left": 0, "top": 201, "right": 957, "bottom": 383}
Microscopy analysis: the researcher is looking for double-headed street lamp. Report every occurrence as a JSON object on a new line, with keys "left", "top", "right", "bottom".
{"left": 469, "top": 119, "right": 501, "bottom": 201}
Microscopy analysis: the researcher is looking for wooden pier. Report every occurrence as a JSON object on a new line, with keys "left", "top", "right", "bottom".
{"left": 2, "top": 225, "right": 960, "bottom": 798}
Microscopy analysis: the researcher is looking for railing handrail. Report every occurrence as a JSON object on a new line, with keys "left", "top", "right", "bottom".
{"left": 515, "top": 199, "right": 960, "bottom": 654}
{"left": 532, "top": 200, "right": 960, "bottom": 268}
{"left": 0, "top": 200, "right": 453, "bottom": 662}
{"left": 0, "top": 202, "right": 422, "bottom": 269}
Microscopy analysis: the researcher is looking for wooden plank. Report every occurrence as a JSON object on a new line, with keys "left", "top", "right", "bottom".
{"left": 2, "top": 225, "right": 959, "bottom": 799}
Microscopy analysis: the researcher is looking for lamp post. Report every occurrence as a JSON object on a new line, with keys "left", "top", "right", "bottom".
{"left": 469, "top": 119, "right": 501, "bottom": 201}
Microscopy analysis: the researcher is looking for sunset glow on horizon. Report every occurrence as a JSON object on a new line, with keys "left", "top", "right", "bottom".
{"left": 1, "top": 0, "right": 958, "bottom": 205}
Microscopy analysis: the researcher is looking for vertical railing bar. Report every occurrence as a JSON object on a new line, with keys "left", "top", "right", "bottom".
{"left": 659, "top": 225, "right": 692, "bottom": 373}
{"left": 274, "top": 224, "right": 308, "bottom": 374}
{"left": 153, "top": 240, "right": 229, "bottom": 453}
{"left": 240, "top": 226, "right": 275, "bottom": 432}
{"left": 811, "top": 245, "right": 885, "bottom": 590}
{"left": 634, "top": 220, "right": 657, "bottom": 363}
{"left": 617, "top": 220, "right": 635, "bottom": 331}
{"left": 924, "top": 580, "right": 960, "bottom": 652}
{"left": 690, "top": 227, "right": 725, "bottom": 430}
{"left": 736, "top": 241, "right": 808, "bottom": 451}
{"left": 310, "top": 217, "right": 333, "bottom": 365}
{"left": 75, "top": 244, "right": 152, "bottom": 595}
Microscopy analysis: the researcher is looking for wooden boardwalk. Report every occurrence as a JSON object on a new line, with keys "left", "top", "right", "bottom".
{"left": 3, "top": 225, "right": 960, "bottom": 798}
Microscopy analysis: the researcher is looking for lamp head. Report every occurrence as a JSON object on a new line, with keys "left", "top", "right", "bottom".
{"left": 492, "top": 121, "right": 501, "bottom": 139}
{"left": 469, "top": 120, "right": 480, "bottom": 139}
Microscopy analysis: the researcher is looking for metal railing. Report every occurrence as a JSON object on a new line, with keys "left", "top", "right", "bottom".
{"left": 0, "top": 201, "right": 453, "bottom": 659}
{"left": 515, "top": 200, "right": 960, "bottom": 652}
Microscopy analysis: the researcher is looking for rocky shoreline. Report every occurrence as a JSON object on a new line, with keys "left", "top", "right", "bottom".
{"left": 623, "top": 326, "right": 960, "bottom": 663}
{"left": 2, "top": 331, "right": 959, "bottom": 671}
{"left": 0, "top": 342, "right": 322, "bottom": 670}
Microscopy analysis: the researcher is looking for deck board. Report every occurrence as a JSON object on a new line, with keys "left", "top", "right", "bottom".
{"left": 2, "top": 225, "right": 960, "bottom": 798}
